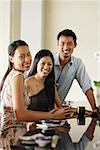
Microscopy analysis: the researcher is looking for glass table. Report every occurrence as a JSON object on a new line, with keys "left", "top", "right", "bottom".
{"left": 11, "top": 112, "right": 100, "bottom": 150}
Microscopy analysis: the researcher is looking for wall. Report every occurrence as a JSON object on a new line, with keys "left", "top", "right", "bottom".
{"left": 21, "top": 0, "right": 45, "bottom": 57}
{"left": 0, "top": 0, "right": 45, "bottom": 81}
{"left": 0, "top": 0, "right": 11, "bottom": 81}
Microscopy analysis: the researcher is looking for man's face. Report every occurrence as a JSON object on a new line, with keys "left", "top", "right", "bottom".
{"left": 57, "top": 35, "right": 77, "bottom": 61}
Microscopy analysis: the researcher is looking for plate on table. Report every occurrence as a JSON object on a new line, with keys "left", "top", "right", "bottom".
{"left": 21, "top": 140, "right": 35, "bottom": 145}
{"left": 19, "top": 131, "right": 52, "bottom": 147}
{"left": 36, "top": 119, "right": 70, "bottom": 129}
{"left": 36, "top": 120, "right": 61, "bottom": 129}
{"left": 19, "top": 133, "right": 44, "bottom": 141}
{"left": 35, "top": 136, "right": 52, "bottom": 147}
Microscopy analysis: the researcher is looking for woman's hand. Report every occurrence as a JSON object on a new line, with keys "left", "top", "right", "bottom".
{"left": 26, "top": 122, "right": 36, "bottom": 131}
{"left": 49, "top": 107, "right": 76, "bottom": 120}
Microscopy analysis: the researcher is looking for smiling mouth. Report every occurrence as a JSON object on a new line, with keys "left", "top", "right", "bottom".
{"left": 42, "top": 70, "right": 50, "bottom": 74}
{"left": 63, "top": 54, "right": 70, "bottom": 58}
{"left": 43, "top": 72, "right": 49, "bottom": 74}
{"left": 24, "top": 65, "right": 31, "bottom": 68}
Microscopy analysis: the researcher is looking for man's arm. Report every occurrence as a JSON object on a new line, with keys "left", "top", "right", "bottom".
{"left": 85, "top": 118, "right": 97, "bottom": 140}
{"left": 85, "top": 88, "right": 96, "bottom": 110}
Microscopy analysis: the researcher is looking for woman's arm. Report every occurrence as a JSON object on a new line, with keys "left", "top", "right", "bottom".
{"left": 12, "top": 74, "right": 68, "bottom": 122}
{"left": 55, "top": 86, "right": 62, "bottom": 108}
{"left": 12, "top": 74, "right": 51, "bottom": 121}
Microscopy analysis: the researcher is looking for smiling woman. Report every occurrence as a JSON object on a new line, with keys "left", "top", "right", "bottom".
{"left": 25, "top": 49, "right": 62, "bottom": 111}
{"left": 0, "top": 41, "right": 71, "bottom": 150}
{"left": 0, "top": 40, "right": 32, "bottom": 149}
{"left": 0, "top": 40, "right": 30, "bottom": 148}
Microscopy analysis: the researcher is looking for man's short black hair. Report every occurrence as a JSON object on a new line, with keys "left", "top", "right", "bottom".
{"left": 57, "top": 29, "right": 77, "bottom": 43}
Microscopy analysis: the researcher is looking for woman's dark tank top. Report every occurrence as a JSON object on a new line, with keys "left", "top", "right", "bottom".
{"left": 28, "top": 88, "right": 51, "bottom": 112}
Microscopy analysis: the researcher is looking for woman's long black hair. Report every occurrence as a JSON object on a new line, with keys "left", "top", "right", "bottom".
{"left": 0, "top": 40, "right": 29, "bottom": 92}
{"left": 28, "top": 49, "right": 55, "bottom": 110}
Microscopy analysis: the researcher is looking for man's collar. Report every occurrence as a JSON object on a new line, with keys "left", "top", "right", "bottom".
{"left": 54, "top": 51, "right": 73, "bottom": 66}
{"left": 54, "top": 52, "right": 60, "bottom": 65}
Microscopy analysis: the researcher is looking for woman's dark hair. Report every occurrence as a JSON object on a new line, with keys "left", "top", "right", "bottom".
{"left": 0, "top": 40, "right": 29, "bottom": 92}
{"left": 28, "top": 49, "right": 55, "bottom": 110}
{"left": 57, "top": 29, "right": 77, "bottom": 44}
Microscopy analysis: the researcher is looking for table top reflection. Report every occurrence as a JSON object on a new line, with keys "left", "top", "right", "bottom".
{"left": 57, "top": 117, "right": 100, "bottom": 150}
{"left": 12, "top": 109, "right": 100, "bottom": 150}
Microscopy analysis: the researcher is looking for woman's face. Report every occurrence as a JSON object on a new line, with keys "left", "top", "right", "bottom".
{"left": 37, "top": 56, "right": 53, "bottom": 78}
{"left": 10, "top": 45, "right": 32, "bottom": 72}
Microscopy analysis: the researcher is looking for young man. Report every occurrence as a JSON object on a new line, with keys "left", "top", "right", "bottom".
{"left": 53, "top": 29, "right": 96, "bottom": 110}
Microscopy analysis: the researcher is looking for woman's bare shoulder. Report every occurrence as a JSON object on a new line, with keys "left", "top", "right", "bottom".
{"left": 25, "top": 76, "right": 38, "bottom": 96}
{"left": 26, "top": 75, "right": 35, "bottom": 81}
{"left": 25, "top": 76, "right": 36, "bottom": 86}
{"left": 11, "top": 70, "right": 24, "bottom": 83}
